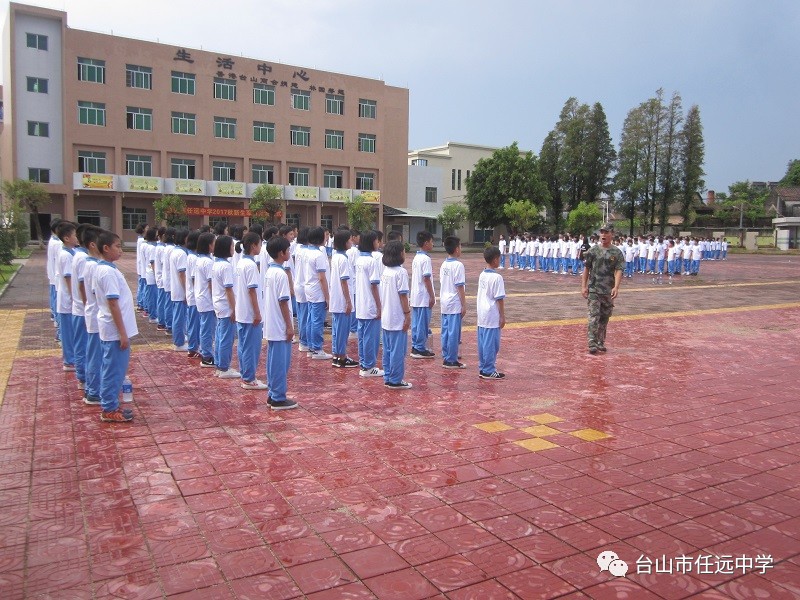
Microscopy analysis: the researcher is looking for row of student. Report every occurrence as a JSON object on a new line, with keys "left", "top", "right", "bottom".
{"left": 497, "top": 234, "right": 588, "bottom": 275}
{"left": 616, "top": 236, "right": 723, "bottom": 277}
{"left": 47, "top": 220, "right": 139, "bottom": 423}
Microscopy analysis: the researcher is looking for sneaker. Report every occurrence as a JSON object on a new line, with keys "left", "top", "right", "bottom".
{"left": 241, "top": 379, "right": 268, "bottom": 390}
{"left": 187, "top": 351, "right": 201, "bottom": 359}
{"left": 268, "top": 398, "right": 298, "bottom": 411}
{"left": 173, "top": 344, "right": 189, "bottom": 352}
{"left": 77, "top": 380, "right": 85, "bottom": 390}
{"left": 100, "top": 410, "right": 133, "bottom": 423}
{"left": 331, "top": 357, "right": 345, "bottom": 368}
{"left": 479, "top": 371, "right": 506, "bottom": 380}
{"left": 217, "top": 369, "right": 241, "bottom": 379}
{"left": 62, "top": 364, "right": 76, "bottom": 372}
{"left": 83, "top": 396, "right": 100, "bottom": 405}
{"left": 298, "top": 344, "right": 310, "bottom": 352}
{"left": 341, "top": 357, "right": 359, "bottom": 368}
{"left": 156, "top": 325, "right": 166, "bottom": 331}
{"left": 385, "top": 381, "right": 413, "bottom": 390}
{"left": 442, "top": 361, "right": 467, "bottom": 369}
{"left": 292, "top": 336, "right": 298, "bottom": 344}
{"left": 359, "top": 367, "right": 384, "bottom": 378}
{"left": 165, "top": 329, "right": 172, "bottom": 336}
{"left": 200, "top": 357, "right": 216, "bottom": 368}
{"left": 310, "top": 350, "right": 333, "bottom": 360}
{"left": 410, "top": 349, "right": 435, "bottom": 359}
{"left": 148, "top": 318, "right": 158, "bottom": 324}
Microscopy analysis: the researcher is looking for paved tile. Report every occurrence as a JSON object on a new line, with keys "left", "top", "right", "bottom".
{"left": 0, "top": 249, "right": 798, "bottom": 598}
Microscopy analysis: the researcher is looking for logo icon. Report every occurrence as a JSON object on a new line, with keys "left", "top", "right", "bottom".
{"left": 597, "top": 550, "right": 628, "bottom": 577}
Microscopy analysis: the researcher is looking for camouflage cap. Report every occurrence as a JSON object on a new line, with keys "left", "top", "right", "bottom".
{"left": 598, "top": 222, "right": 614, "bottom": 232}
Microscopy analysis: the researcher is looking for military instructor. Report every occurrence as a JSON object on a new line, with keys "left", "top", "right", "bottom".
{"left": 581, "top": 223, "right": 624, "bottom": 354}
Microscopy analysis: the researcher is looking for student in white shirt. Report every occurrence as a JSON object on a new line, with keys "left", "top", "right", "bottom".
{"left": 169, "top": 229, "right": 190, "bottom": 351}
{"left": 304, "top": 227, "right": 332, "bottom": 360}
{"left": 410, "top": 231, "right": 436, "bottom": 359}
{"left": 379, "top": 241, "right": 412, "bottom": 390}
{"left": 293, "top": 227, "right": 311, "bottom": 352}
{"left": 440, "top": 236, "right": 467, "bottom": 369}
{"left": 211, "top": 236, "right": 240, "bottom": 379}
{"left": 354, "top": 231, "right": 383, "bottom": 377}
{"left": 498, "top": 235, "right": 507, "bottom": 269}
{"left": 234, "top": 233, "right": 267, "bottom": 389}
{"left": 194, "top": 233, "right": 216, "bottom": 368}
{"left": 329, "top": 231, "right": 358, "bottom": 368}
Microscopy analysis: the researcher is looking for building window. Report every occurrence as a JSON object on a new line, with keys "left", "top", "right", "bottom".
{"left": 355, "top": 172, "right": 374, "bottom": 191}
{"left": 253, "top": 83, "right": 275, "bottom": 105}
{"left": 252, "top": 165, "right": 274, "bottom": 184}
{"left": 253, "top": 121, "right": 275, "bottom": 143}
{"left": 28, "top": 168, "right": 50, "bottom": 183}
{"left": 213, "top": 77, "right": 236, "bottom": 101}
{"left": 457, "top": 169, "right": 462, "bottom": 191}
{"left": 321, "top": 215, "right": 333, "bottom": 231}
{"left": 424, "top": 219, "right": 437, "bottom": 234}
{"left": 325, "top": 129, "right": 344, "bottom": 150}
{"left": 126, "top": 154, "right": 152, "bottom": 176}
{"left": 359, "top": 99, "right": 377, "bottom": 119}
{"left": 122, "top": 207, "right": 148, "bottom": 230}
{"left": 76, "top": 210, "right": 101, "bottom": 227}
{"left": 286, "top": 213, "right": 300, "bottom": 229}
{"left": 214, "top": 117, "right": 236, "bottom": 139}
{"left": 126, "top": 107, "right": 152, "bottom": 131}
{"left": 27, "top": 121, "right": 49, "bottom": 137}
{"left": 358, "top": 133, "right": 376, "bottom": 153}
{"left": 212, "top": 161, "right": 236, "bottom": 181}
{"left": 171, "top": 71, "right": 195, "bottom": 95}
{"left": 411, "top": 159, "right": 427, "bottom": 166}
{"left": 323, "top": 170, "right": 343, "bottom": 188}
{"left": 126, "top": 65, "right": 152, "bottom": 90}
{"left": 425, "top": 187, "right": 437, "bottom": 203}
{"left": 171, "top": 158, "right": 195, "bottom": 179}
{"left": 290, "top": 125, "right": 310, "bottom": 147}
{"left": 78, "top": 101, "right": 106, "bottom": 126}
{"left": 78, "top": 151, "right": 106, "bottom": 173}
{"left": 171, "top": 111, "right": 196, "bottom": 135}
{"left": 451, "top": 169, "right": 456, "bottom": 190}
{"left": 26, "top": 77, "right": 48, "bottom": 93}
{"left": 288, "top": 168, "right": 309, "bottom": 186}
{"left": 77, "top": 57, "right": 105, "bottom": 83}
{"left": 291, "top": 89, "right": 310, "bottom": 110}
{"left": 26, "top": 32, "right": 48, "bottom": 50}
{"left": 466, "top": 170, "right": 471, "bottom": 182}
{"left": 326, "top": 94, "right": 344, "bottom": 115}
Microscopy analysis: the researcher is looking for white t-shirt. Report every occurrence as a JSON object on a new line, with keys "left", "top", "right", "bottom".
{"left": 329, "top": 252, "right": 353, "bottom": 314}
{"left": 355, "top": 252, "right": 380, "bottom": 319}
{"left": 56, "top": 246, "right": 74, "bottom": 314}
{"left": 47, "top": 234, "right": 61, "bottom": 285}
{"left": 161, "top": 244, "right": 174, "bottom": 292}
{"left": 477, "top": 269, "right": 505, "bottom": 328}
{"left": 498, "top": 239, "right": 507, "bottom": 254}
{"left": 691, "top": 244, "right": 702, "bottom": 260}
{"left": 410, "top": 251, "right": 433, "bottom": 308}
{"left": 380, "top": 266, "right": 409, "bottom": 331}
{"left": 234, "top": 256, "right": 261, "bottom": 323}
{"left": 144, "top": 243, "right": 156, "bottom": 285}
{"left": 194, "top": 255, "right": 214, "bottom": 313}
{"left": 169, "top": 247, "right": 188, "bottom": 302}
{"left": 71, "top": 248, "right": 88, "bottom": 316}
{"left": 135, "top": 236, "right": 145, "bottom": 277}
{"left": 372, "top": 250, "right": 385, "bottom": 280}
{"left": 94, "top": 261, "right": 139, "bottom": 342}
{"left": 211, "top": 258, "right": 235, "bottom": 319}
{"left": 154, "top": 243, "right": 165, "bottom": 288}
{"left": 83, "top": 257, "right": 100, "bottom": 334}
{"left": 293, "top": 245, "right": 309, "bottom": 302}
{"left": 624, "top": 244, "right": 636, "bottom": 262}
{"left": 303, "top": 246, "right": 328, "bottom": 304}
{"left": 439, "top": 258, "right": 466, "bottom": 315}
{"left": 263, "top": 263, "right": 291, "bottom": 341}
{"left": 185, "top": 252, "right": 197, "bottom": 306}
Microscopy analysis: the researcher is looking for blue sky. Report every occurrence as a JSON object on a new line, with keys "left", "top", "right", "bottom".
{"left": 3, "top": 0, "right": 798, "bottom": 193}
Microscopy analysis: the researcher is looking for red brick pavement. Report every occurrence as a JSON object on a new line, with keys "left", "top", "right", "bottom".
{"left": 0, "top": 249, "right": 798, "bottom": 599}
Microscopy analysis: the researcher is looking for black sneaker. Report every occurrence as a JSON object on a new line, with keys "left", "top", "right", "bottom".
{"left": 331, "top": 357, "right": 345, "bottom": 368}
{"left": 187, "top": 351, "right": 201, "bottom": 359}
{"left": 83, "top": 395, "right": 101, "bottom": 405}
{"left": 442, "top": 361, "right": 467, "bottom": 369}
{"left": 478, "top": 371, "right": 505, "bottom": 380}
{"left": 200, "top": 357, "right": 216, "bottom": 368}
{"left": 268, "top": 398, "right": 298, "bottom": 411}
{"left": 410, "top": 349, "right": 435, "bottom": 359}
{"left": 385, "top": 381, "right": 413, "bottom": 390}
{"left": 342, "top": 357, "right": 359, "bottom": 368}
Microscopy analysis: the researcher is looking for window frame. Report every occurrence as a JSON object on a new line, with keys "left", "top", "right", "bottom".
{"left": 122, "top": 207, "right": 149, "bottom": 230}
{"left": 26, "top": 32, "right": 47, "bottom": 50}
{"left": 78, "top": 101, "right": 106, "bottom": 126}
{"left": 26, "top": 76, "right": 48, "bottom": 93}
{"left": 170, "top": 158, "right": 196, "bottom": 179}
{"left": 171, "top": 71, "right": 196, "bottom": 95}
{"left": 358, "top": 98, "right": 377, "bottom": 119}
{"left": 325, "top": 93, "right": 344, "bottom": 115}
{"left": 126, "top": 106, "right": 153, "bottom": 131}
{"left": 212, "top": 161, "right": 236, "bottom": 182}
{"left": 252, "top": 164, "right": 274, "bottom": 184}
{"left": 253, "top": 121, "right": 275, "bottom": 143}
{"left": 253, "top": 83, "right": 275, "bottom": 105}
{"left": 77, "top": 57, "right": 105, "bottom": 83}
{"left": 425, "top": 187, "right": 438, "bottom": 203}
{"left": 358, "top": 133, "right": 376, "bottom": 153}
{"left": 77, "top": 151, "right": 106, "bottom": 174}
{"left": 355, "top": 172, "right": 374, "bottom": 191}
{"left": 27, "top": 121, "right": 49, "bottom": 137}
{"left": 291, "top": 89, "right": 310, "bottom": 111}
{"left": 125, "top": 154, "right": 152, "bottom": 177}
{"left": 290, "top": 125, "right": 310, "bottom": 147}
{"left": 288, "top": 168, "right": 309, "bottom": 186}
{"left": 171, "top": 111, "right": 196, "bottom": 136}
{"left": 323, "top": 170, "right": 343, "bottom": 189}
{"left": 324, "top": 129, "right": 344, "bottom": 150}
{"left": 213, "top": 77, "right": 237, "bottom": 101}
{"left": 28, "top": 168, "right": 50, "bottom": 183}
{"left": 213, "top": 116, "right": 237, "bottom": 139}
{"left": 125, "top": 64, "right": 152, "bottom": 90}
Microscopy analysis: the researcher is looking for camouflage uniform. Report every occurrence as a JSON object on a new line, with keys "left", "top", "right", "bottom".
{"left": 584, "top": 244, "right": 624, "bottom": 352}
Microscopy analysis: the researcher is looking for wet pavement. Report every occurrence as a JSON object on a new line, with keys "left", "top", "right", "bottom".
{"left": 0, "top": 249, "right": 799, "bottom": 599}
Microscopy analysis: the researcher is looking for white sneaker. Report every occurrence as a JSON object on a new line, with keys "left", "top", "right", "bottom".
{"left": 359, "top": 367, "right": 384, "bottom": 377}
{"left": 310, "top": 350, "right": 333, "bottom": 360}
{"left": 217, "top": 369, "right": 241, "bottom": 379}
{"left": 173, "top": 344, "right": 189, "bottom": 352}
{"left": 241, "top": 379, "right": 268, "bottom": 390}
{"left": 298, "top": 344, "right": 310, "bottom": 352}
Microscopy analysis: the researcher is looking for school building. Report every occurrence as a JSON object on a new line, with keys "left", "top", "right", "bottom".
{"left": 0, "top": 2, "right": 409, "bottom": 245}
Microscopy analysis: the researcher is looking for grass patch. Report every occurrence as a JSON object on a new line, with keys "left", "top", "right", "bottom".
{"left": 0, "top": 263, "right": 20, "bottom": 281}
{"left": 14, "top": 248, "right": 32, "bottom": 259}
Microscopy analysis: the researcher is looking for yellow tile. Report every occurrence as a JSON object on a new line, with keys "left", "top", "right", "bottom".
{"left": 570, "top": 428, "right": 612, "bottom": 441}
{"left": 514, "top": 438, "right": 559, "bottom": 452}
{"left": 474, "top": 421, "right": 514, "bottom": 433}
{"left": 526, "top": 413, "right": 563, "bottom": 424}
{"left": 520, "top": 425, "right": 561, "bottom": 437}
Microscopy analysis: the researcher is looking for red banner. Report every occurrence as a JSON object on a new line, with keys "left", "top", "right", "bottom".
{"left": 184, "top": 207, "right": 282, "bottom": 219}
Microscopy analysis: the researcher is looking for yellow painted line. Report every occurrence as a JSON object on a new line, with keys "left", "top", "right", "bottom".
{"left": 464, "top": 279, "right": 800, "bottom": 300}
{"left": 0, "top": 309, "right": 28, "bottom": 407}
{"left": 457, "top": 301, "right": 800, "bottom": 332}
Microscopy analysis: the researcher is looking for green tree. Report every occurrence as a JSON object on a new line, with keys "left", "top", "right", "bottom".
{"left": 153, "top": 194, "right": 187, "bottom": 226}
{"left": 539, "top": 131, "right": 563, "bottom": 230}
{"left": 584, "top": 102, "right": 617, "bottom": 206}
{"left": 345, "top": 195, "right": 375, "bottom": 232}
{"left": 565, "top": 201, "right": 603, "bottom": 236}
{"left": 437, "top": 202, "right": 469, "bottom": 236}
{"left": 614, "top": 105, "right": 648, "bottom": 236}
{"left": 656, "top": 91, "right": 683, "bottom": 235}
{"left": 249, "top": 184, "right": 283, "bottom": 223}
{"left": 502, "top": 199, "right": 541, "bottom": 233}
{"left": 779, "top": 160, "right": 800, "bottom": 186}
{"left": 1, "top": 179, "right": 49, "bottom": 247}
{"left": 716, "top": 181, "right": 768, "bottom": 229}
{"left": 465, "top": 142, "right": 548, "bottom": 230}
{"left": 679, "top": 105, "right": 705, "bottom": 225}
